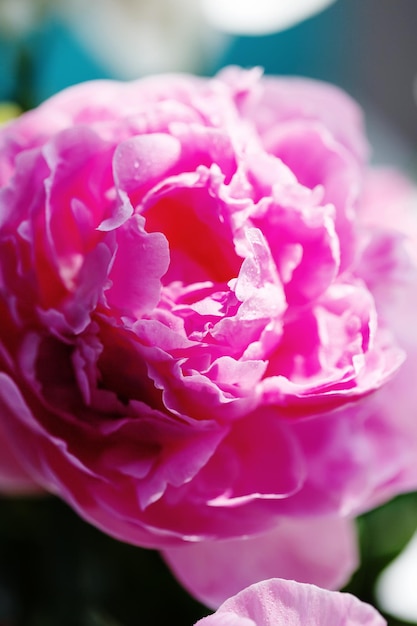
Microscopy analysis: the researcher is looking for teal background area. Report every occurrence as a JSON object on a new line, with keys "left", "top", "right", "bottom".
{"left": 1, "top": 2, "right": 355, "bottom": 104}
{"left": 1, "top": 0, "right": 416, "bottom": 149}
{"left": 0, "top": 18, "right": 108, "bottom": 109}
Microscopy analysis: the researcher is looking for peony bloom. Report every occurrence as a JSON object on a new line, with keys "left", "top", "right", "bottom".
{"left": 194, "top": 578, "right": 386, "bottom": 626}
{"left": 0, "top": 67, "right": 417, "bottom": 605}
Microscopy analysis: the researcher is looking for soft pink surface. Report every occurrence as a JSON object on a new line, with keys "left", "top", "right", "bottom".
{"left": 163, "top": 515, "right": 358, "bottom": 608}
{"left": 195, "top": 578, "right": 386, "bottom": 626}
{"left": 1, "top": 68, "right": 417, "bottom": 601}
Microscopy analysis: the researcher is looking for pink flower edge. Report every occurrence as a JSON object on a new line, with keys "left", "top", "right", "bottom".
{"left": 195, "top": 578, "right": 386, "bottom": 626}
{"left": 163, "top": 515, "right": 358, "bottom": 609}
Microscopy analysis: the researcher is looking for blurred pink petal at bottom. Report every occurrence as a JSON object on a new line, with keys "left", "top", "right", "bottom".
{"left": 195, "top": 577, "right": 386, "bottom": 626}
{"left": 163, "top": 515, "right": 358, "bottom": 609}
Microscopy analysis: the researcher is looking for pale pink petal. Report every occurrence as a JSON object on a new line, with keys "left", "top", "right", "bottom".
{"left": 195, "top": 578, "right": 385, "bottom": 626}
{"left": 220, "top": 67, "right": 369, "bottom": 164}
{"left": 163, "top": 515, "right": 358, "bottom": 609}
{"left": 113, "top": 134, "right": 182, "bottom": 197}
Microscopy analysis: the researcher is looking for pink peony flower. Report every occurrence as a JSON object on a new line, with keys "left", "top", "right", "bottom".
{"left": 194, "top": 578, "right": 386, "bottom": 626}
{"left": 0, "top": 67, "right": 416, "bottom": 604}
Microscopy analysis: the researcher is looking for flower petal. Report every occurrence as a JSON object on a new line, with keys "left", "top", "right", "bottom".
{"left": 195, "top": 577, "right": 385, "bottom": 625}
{"left": 163, "top": 515, "right": 358, "bottom": 609}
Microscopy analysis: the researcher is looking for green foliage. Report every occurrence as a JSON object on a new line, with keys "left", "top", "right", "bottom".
{"left": 1, "top": 492, "right": 416, "bottom": 625}
{"left": 0, "top": 496, "right": 207, "bottom": 626}
{"left": 344, "top": 492, "right": 417, "bottom": 626}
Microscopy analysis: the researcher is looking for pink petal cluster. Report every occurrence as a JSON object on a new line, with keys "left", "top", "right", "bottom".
{"left": 1, "top": 67, "right": 417, "bottom": 602}
{"left": 195, "top": 578, "right": 386, "bottom": 626}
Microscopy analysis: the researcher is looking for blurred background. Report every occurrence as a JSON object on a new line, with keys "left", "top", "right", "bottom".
{"left": 1, "top": 0, "right": 417, "bottom": 171}
{"left": 0, "top": 0, "right": 417, "bottom": 624}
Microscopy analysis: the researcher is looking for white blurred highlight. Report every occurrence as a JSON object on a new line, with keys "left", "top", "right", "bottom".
{"left": 0, "top": 0, "right": 338, "bottom": 75}
{"left": 59, "top": 0, "right": 227, "bottom": 77}
{"left": 60, "top": 0, "right": 337, "bottom": 76}
{"left": 0, "top": 0, "right": 48, "bottom": 35}
{"left": 375, "top": 529, "right": 417, "bottom": 623}
{"left": 200, "top": 0, "right": 336, "bottom": 35}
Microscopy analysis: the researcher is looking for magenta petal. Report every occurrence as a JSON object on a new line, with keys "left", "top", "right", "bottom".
{"left": 163, "top": 515, "right": 358, "bottom": 609}
{"left": 93, "top": 407, "right": 227, "bottom": 510}
{"left": 187, "top": 408, "right": 305, "bottom": 506}
{"left": 195, "top": 578, "right": 386, "bottom": 626}
{"left": 106, "top": 215, "right": 169, "bottom": 316}
{"left": 113, "top": 133, "right": 181, "bottom": 196}
{"left": 0, "top": 410, "right": 41, "bottom": 494}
